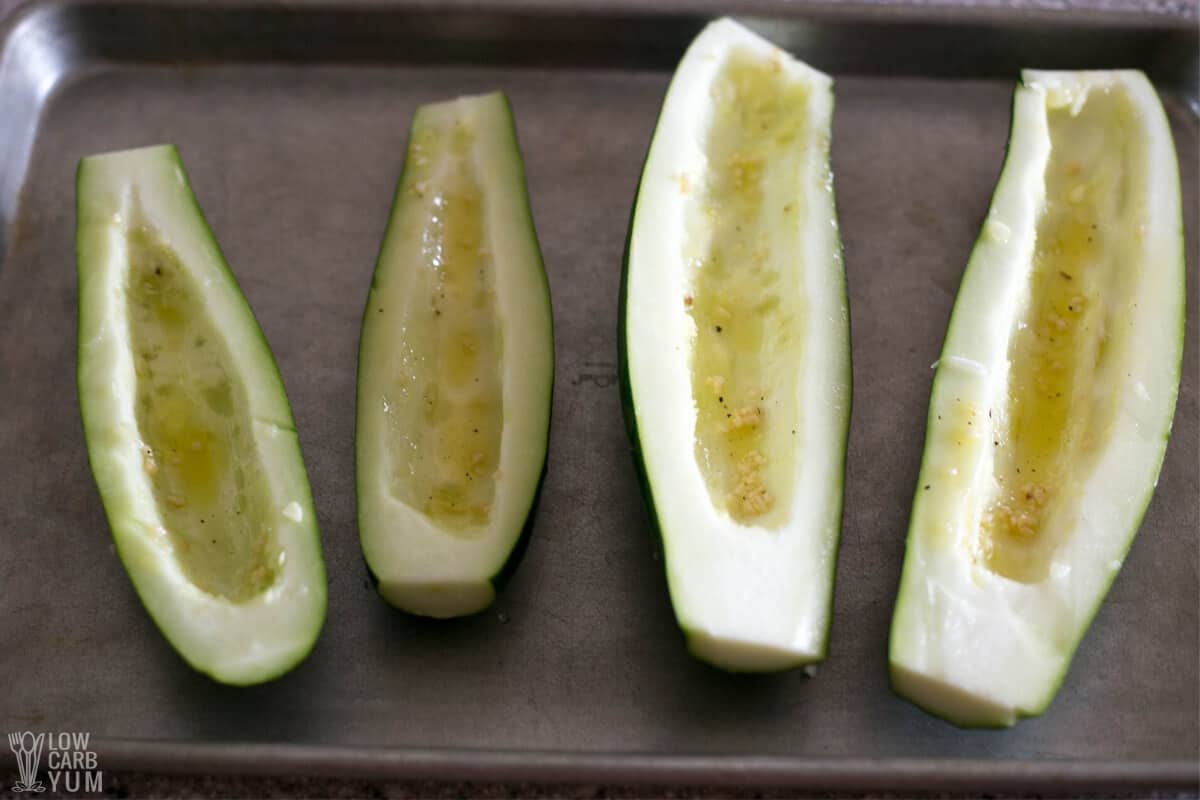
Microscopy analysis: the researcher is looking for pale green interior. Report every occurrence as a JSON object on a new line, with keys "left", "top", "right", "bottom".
{"left": 381, "top": 118, "right": 503, "bottom": 530}
{"left": 687, "top": 50, "right": 807, "bottom": 527}
{"left": 127, "top": 220, "right": 279, "bottom": 601}
{"left": 979, "top": 88, "right": 1141, "bottom": 583}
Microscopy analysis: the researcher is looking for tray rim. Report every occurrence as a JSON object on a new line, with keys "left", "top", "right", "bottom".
{"left": 3, "top": 0, "right": 1198, "bottom": 27}
{"left": 0, "top": 0, "right": 1196, "bottom": 792}
{"left": 93, "top": 739, "right": 1200, "bottom": 791}
{"left": 2, "top": 0, "right": 1198, "bottom": 56}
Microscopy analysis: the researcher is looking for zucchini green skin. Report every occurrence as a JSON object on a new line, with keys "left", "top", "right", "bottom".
{"left": 76, "top": 145, "right": 326, "bottom": 686}
{"left": 355, "top": 92, "right": 553, "bottom": 618}
{"left": 888, "top": 71, "right": 1185, "bottom": 727}
{"left": 619, "top": 19, "right": 852, "bottom": 672}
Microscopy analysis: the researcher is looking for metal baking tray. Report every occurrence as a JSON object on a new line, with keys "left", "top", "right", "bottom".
{"left": 0, "top": 0, "right": 1195, "bottom": 792}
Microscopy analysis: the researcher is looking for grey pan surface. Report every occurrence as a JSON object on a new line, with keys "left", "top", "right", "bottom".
{"left": 0, "top": 0, "right": 1196, "bottom": 792}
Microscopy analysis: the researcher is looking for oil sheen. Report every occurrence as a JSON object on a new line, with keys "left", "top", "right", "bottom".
{"left": 128, "top": 223, "right": 279, "bottom": 601}
{"left": 383, "top": 118, "right": 503, "bottom": 530}
{"left": 980, "top": 88, "right": 1139, "bottom": 582}
{"left": 687, "top": 51, "right": 806, "bottom": 527}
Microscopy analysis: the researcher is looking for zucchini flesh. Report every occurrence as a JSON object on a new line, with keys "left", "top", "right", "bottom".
{"left": 76, "top": 144, "right": 326, "bottom": 685}
{"left": 621, "top": 19, "right": 850, "bottom": 671}
{"left": 356, "top": 92, "right": 553, "bottom": 618}
{"left": 889, "top": 71, "right": 1185, "bottom": 727}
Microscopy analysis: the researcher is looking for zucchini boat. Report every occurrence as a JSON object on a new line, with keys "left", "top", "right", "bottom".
{"left": 889, "top": 71, "right": 1184, "bottom": 726}
{"left": 356, "top": 92, "right": 553, "bottom": 618}
{"left": 76, "top": 145, "right": 326, "bottom": 685}
{"left": 620, "top": 19, "right": 851, "bottom": 671}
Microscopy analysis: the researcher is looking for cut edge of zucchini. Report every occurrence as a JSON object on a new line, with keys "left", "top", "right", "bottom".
{"left": 621, "top": 18, "right": 851, "bottom": 671}
{"left": 889, "top": 70, "right": 1184, "bottom": 727}
{"left": 355, "top": 92, "right": 554, "bottom": 619}
{"left": 76, "top": 144, "right": 326, "bottom": 685}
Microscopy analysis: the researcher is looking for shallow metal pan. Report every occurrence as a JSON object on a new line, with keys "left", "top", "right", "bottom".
{"left": 0, "top": 0, "right": 1195, "bottom": 791}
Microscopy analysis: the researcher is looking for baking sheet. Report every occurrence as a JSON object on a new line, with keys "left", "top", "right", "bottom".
{"left": 0, "top": 0, "right": 1195, "bottom": 791}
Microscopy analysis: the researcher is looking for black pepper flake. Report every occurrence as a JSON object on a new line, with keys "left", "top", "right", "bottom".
{"left": 715, "top": 325, "right": 723, "bottom": 333}
{"left": 718, "top": 396, "right": 724, "bottom": 403}
{"left": 924, "top": 485, "right": 931, "bottom": 490}
{"left": 1059, "top": 271, "right": 1073, "bottom": 281}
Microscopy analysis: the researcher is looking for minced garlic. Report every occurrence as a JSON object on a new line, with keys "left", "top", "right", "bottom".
{"left": 726, "top": 404, "right": 762, "bottom": 430}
